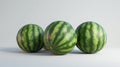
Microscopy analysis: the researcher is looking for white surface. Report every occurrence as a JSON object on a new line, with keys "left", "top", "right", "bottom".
{"left": 0, "top": 45, "right": 120, "bottom": 67}
{"left": 0, "top": 0, "right": 120, "bottom": 67}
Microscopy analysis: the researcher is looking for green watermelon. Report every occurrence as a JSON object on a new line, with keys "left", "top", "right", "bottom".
{"left": 44, "top": 21, "right": 77, "bottom": 55}
{"left": 76, "top": 21, "right": 107, "bottom": 54}
{"left": 16, "top": 24, "right": 44, "bottom": 52}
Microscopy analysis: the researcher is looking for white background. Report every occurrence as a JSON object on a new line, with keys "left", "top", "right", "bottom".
{"left": 0, "top": 0, "right": 120, "bottom": 67}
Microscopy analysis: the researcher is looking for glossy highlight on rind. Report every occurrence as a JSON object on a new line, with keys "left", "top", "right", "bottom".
{"left": 76, "top": 21, "right": 107, "bottom": 54}
{"left": 44, "top": 21, "right": 77, "bottom": 55}
{"left": 16, "top": 24, "right": 44, "bottom": 52}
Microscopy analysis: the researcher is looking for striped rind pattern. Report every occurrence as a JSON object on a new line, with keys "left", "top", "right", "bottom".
{"left": 16, "top": 24, "right": 44, "bottom": 52}
{"left": 76, "top": 21, "right": 107, "bottom": 53}
{"left": 44, "top": 21, "right": 77, "bottom": 55}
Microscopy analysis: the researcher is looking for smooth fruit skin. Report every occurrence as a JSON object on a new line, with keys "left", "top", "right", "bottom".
{"left": 76, "top": 21, "right": 107, "bottom": 54}
{"left": 16, "top": 24, "right": 44, "bottom": 52}
{"left": 44, "top": 21, "right": 77, "bottom": 55}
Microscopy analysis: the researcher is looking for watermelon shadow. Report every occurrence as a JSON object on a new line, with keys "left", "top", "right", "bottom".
{"left": 0, "top": 47, "right": 52, "bottom": 56}
{"left": 70, "top": 49, "right": 84, "bottom": 54}
{"left": 0, "top": 47, "right": 23, "bottom": 53}
{"left": 32, "top": 49, "right": 54, "bottom": 56}
{"left": 0, "top": 47, "right": 54, "bottom": 56}
{"left": 0, "top": 47, "right": 86, "bottom": 55}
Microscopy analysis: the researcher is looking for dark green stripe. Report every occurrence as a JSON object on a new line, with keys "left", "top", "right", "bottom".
{"left": 55, "top": 48, "right": 72, "bottom": 55}
{"left": 82, "top": 22, "right": 90, "bottom": 53}
{"left": 84, "top": 23, "right": 92, "bottom": 52}
{"left": 44, "top": 22, "right": 55, "bottom": 40}
{"left": 52, "top": 22, "right": 65, "bottom": 46}
{"left": 50, "top": 49, "right": 62, "bottom": 55}
{"left": 36, "top": 27, "right": 43, "bottom": 50}
{"left": 36, "top": 27, "right": 41, "bottom": 50}
{"left": 92, "top": 23, "right": 99, "bottom": 53}
{"left": 53, "top": 32, "right": 64, "bottom": 47}
{"left": 104, "top": 30, "right": 107, "bottom": 44}
{"left": 17, "top": 28, "right": 23, "bottom": 49}
{"left": 21, "top": 26, "right": 27, "bottom": 50}
{"left": 76, "top": 23, "right": 85, "bottom": 32}
{"left": 19, "top": 26, "right": 26, "bottom": 50}
{"left": 53, "top": 24, "right": 72, "bottom": 47}
{"left": 89, "top": 22, "right": 94, "bottom": 53}
{"left": 34, "top": 26, "right": 39, "bottom": 51}
{"left": 44, "top": 22, "right": 56, "bottom": 35}
{"left": 50, "top": 22, "right": 64, "bottom": 45}
{"left": 29, "top": 25, "right": 34, "bottom": 51}
{"left": 90, "top": 22, "right": 99, "bottom": 53}
{"left": 50, "top": 47, "right": 70, "bottom": 55}
{"left": 38, "top": 27, "right": 44, "bottom": 49}
{"left": 44, "top": 22, "right": 58, "bottom": 47}
{"left": 103, "top": 28, "right": 107, "bottom": 46}
{"left": 76, "top": 28, "right": 81, "bottom": 49}
{"left": 57, "top": 41, "right": 75, "bottom": 50}
{"left": 21, "top": 26, "right": 29, "bottom": 52}
{"left": 99, "top": 27, "right": 105, "bottom": 51}
{"left": 32, "top": 25, "right": 36, "bottom": 51}
{"left": 56, "top": 31, "right": 75, "bottom": 48}
{"left": 55, "top": 51, "right": 68, "bottom": 55}
{"left": 97, "top": 26, "right": 103, "bottom": 51}
{"left": 17, "top": 29, "right": 26, "bottom": 51}
{"left": 49, "top": 21, "right": 61, "bottom": 35}
{"left": 103, "top": 32, "right": 106, "bottom": 44}
{"left": 26, "top": 25, "right": 32, "bottom": 52}
{"left": 17, "top": 36, "right": 22, "bottom": 49}
{"left": 77, "top": 23, "right": 86, "bottom": 52}
{"left": 95, "top": 23, "right": 101, "bottom": 52}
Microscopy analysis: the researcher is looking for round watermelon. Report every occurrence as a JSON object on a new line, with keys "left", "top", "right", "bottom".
{"left": 16, "top": 24, "right": 44, "bottom": 52}
{"left": 76, "top": 21, "right": 107, "bottom": 54}
{"left": 44, "top": 21, "right": 77, "bottom": 55}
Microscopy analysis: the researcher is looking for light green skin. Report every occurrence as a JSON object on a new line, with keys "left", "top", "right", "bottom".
{"left": 44, "top": 21, "right": 77, "bottom": 55}
{"left": 76, "top": 21, "right": 107, "bottom": 54}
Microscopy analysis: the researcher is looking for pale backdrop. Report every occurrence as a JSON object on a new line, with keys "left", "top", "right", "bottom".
{"left": 0, "top": 0, "right": 120, "bottom": 48}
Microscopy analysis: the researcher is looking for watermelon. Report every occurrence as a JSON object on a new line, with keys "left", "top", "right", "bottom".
{"left": 76, "top": 21, "right": 107, "bottom": 54}
{"left": 44, "top": 21, "right": 77, "bottom": 55}
{"left": 16, "top": 24, "right": 44, "bottom": 52}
